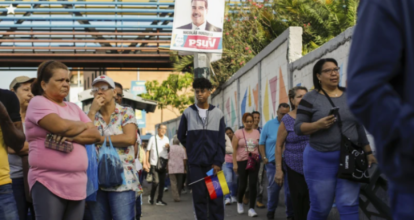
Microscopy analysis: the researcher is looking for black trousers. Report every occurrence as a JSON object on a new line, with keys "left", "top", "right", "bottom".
{"left": 286, "top": 164, "right": 310, "bottom": 220}
{"left": 237, "top": 160, "right": 259, "bottom": 209}
{"left": 150, "top": 166, "right": 167, "bottom": 201}
{"left": 188, "top": 165, "right": 224, "bottom": 220}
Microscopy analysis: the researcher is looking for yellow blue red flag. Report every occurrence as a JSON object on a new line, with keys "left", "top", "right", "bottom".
{"left": 204, "top": 171, "right": 230, "bottom": 200}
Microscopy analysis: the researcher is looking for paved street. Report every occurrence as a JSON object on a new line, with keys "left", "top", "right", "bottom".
{"left": 141, "top": 180, "right": 288, "bottom": 220}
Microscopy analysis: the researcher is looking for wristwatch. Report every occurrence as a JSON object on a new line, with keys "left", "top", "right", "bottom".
{"left": 263, "top": 157, "right": 267, "bottom": 160}
{"left": 365, "top": 151, "right": 373, "bottom": 156}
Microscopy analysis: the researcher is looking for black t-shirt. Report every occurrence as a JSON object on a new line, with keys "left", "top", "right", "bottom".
{"left": 0, "top": 89, "right": 21, "bottom": 122}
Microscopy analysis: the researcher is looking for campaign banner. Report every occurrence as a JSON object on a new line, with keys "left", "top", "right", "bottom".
{"left": 171, "top": 0, "right": 225, "bottom": 53}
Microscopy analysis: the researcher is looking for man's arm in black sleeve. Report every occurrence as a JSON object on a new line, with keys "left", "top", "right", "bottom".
{"left": 177, "top": 114, "right": 188, "bottom": 148}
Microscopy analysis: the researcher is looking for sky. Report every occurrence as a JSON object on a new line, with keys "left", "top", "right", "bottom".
{"left": 0, "top": 71, "right": 37, "bottom": 90}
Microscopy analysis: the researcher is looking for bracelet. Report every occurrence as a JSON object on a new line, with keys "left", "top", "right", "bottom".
{"left": 365, "top": 151, "right": 373, "bottom": 156}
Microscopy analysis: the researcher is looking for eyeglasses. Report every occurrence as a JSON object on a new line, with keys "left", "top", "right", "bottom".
{"left": 116, "top": 94, "right": 124, "bottom": 98}
{"left": 321, "top": 67, "right": 340, "bottom": 74}
{"left": 91, "top": 85, "right": 111, "bottom": 94}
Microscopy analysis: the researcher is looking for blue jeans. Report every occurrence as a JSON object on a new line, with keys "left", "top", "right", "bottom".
{"left": 222, "top": 162, "right": 237, "bottom": 199}
{"left": 135, "top": 196, "right": 141, "bottom": 220}
{"left": 0, "top": 183, "right": 19, "bottom": 220}
{"left": 12, "top": 178, "right": 34, "bottom": 220}
{"left": 283, "top": 166, "right": 294, "bottom": 218}
{"left": 389, "top": 190, "right": 414, "bottom": 220}
{"left": 265, "top": 163, "right": 283, "bottom": 212}
{"left": 86, "top": 189, "right": 135, "bottom": 220}
{"left": 304, "top": 145, "right": 360, "bottom": 220}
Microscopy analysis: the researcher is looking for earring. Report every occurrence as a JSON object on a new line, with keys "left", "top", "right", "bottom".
{"left": 319, "top": 80, "right": 321, "bottom": 84}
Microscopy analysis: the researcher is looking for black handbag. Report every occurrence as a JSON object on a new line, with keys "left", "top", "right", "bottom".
{"left": 155, "top": 137, "right": 168, "bottom": 172}
{"left": 321, "top": 89, "right": 370, "bottom": 183}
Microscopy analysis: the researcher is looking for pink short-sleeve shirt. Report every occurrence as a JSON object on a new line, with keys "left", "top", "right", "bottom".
{"left": 235, "top": 129, "right": 260, "bottom": 162}
{"left": 25, "top": 96, "right": 91, "bottom": 201}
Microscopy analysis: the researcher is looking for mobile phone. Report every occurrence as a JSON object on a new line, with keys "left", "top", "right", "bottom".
{"left": 328, "top": 107, "right": 339, "bottom": 116}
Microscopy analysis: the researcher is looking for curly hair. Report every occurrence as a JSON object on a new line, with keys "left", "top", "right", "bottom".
{"left": 192, "top": 77, "right": 213, "bottom": 90}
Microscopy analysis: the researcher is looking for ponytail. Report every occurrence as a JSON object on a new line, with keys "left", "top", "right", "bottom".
{"left": 31, "top": 78, "right": 43, "bottom": 96}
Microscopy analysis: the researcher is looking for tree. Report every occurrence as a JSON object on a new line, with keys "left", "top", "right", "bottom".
{"left": 171, "top": 0, "right": 359, "bottom": 87}
{"left": 138, "top": 73, "right": 194, "bottom": 122}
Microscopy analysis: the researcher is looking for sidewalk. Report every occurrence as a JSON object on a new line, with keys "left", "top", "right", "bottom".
{"left": 141, "top": 181, "right": 289, "bottom": 220}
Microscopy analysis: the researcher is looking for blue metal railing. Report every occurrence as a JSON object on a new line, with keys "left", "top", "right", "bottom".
{"left": 0, "top": 24, "right": 173, "bottom": 29}
{"left": 0, "top": 9, "right": 174, "bottom": 13}
{"left": 0, "top": 17, "right": 174, "bottom": 22}
{"left": 0, "top": 1, "right": 175, "bottom": 6}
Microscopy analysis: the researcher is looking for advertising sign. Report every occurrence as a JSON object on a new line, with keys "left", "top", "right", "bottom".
{"left": 131, "top": 81, "right": 147, "bottom": 128}
{"left": 170, "top": 0, "right": 225, "bottom": 53}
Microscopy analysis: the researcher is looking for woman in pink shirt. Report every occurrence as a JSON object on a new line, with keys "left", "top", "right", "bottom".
{"left": 232, "top": 113, "right": 260, "bottom": 217}
{"left": 25, "top": 61, "right": 101, "bottom": 220}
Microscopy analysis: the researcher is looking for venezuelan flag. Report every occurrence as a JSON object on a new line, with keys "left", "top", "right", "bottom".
{"left": 204, "top": 171, "right": 230, "bottom": 200}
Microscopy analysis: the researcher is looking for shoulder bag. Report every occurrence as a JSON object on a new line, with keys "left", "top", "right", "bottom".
{"left": 321, "top": 89, "right": 370, "bottom": 183}
{"left": 243, "top": 129, "right": 259, "bottom": 171}
{"left": 155, "top": 137, "right": 168, "bottom": 173}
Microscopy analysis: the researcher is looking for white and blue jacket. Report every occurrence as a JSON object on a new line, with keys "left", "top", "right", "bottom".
{"left": 177, "top": 104, "right": 226, "bottom": 167}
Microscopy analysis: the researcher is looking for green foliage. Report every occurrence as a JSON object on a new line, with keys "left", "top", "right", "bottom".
{"left": 171, "top": 0, "right": 359, "bottom": 88}
{"left": 138, "top": 73, "right": 194, "bottom": 120}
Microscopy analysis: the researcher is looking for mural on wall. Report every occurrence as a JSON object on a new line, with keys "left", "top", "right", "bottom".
{"left": 240, "top": 83, "right": 260, "bottom": 118}
{"left": 262, "top": 67, "right": 289, "bottom": 123}
{"left": 223, "top": 83, "right": 239, "bottom": 131}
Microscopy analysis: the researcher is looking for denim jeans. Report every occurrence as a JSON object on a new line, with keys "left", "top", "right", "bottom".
{"left": 304, "top": 145, "right": 360, "bottom": 220}
{"left": 86, "top": 189, "right": 135, "bottom": 220}
{"left": 11, "top": 178, "right": 35, "bottom": 220}
{"left": 389, "top": 190, "right": 414, "bottom": 220}
{"left": 135, "top": 196, "right": 141, "bottom": 220}
{"left": 265, "top": 163, "right": 283, "bottom": 212}
{"left": 222, "top": 162, "right": 237, "bottom": 199}
{"left": 283, "top": 166, "right": 294, "bottom": 218}
{"left": 0, "top": 183, "right": 19, "bottom": 220}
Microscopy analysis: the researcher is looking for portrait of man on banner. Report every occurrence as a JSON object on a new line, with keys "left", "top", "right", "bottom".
{"left": 177, "top": 0, "right": 222, "bottom": 32}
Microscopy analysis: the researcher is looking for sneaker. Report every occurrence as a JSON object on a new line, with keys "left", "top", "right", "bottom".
{"left": 248, "top": 208, "right": 258, "bottom": 217}
{"left": 231, "top": 196, "right": 237, "bottom": 204}
{"left": 148, "top": 196, "right": 154, "bottom": 205}
{"left": 237, "top": 203, "right": 244, "bottom": 214}
{"left": 267, "top": 211, "right": 275, "bottom": 220}
{"left": 256, "top": 201, "right": 266, "bottom": 209}
{"left": 164, "top": 187, "right": 168, "bottom": 192}
{"left": 225, "top": 198, "right": 231, "bottom": 205}
{"left": 156, "top": 200, "right": 167, "bottom": 206}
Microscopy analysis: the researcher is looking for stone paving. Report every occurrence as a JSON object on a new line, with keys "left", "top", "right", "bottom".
{"left": 140, "top": 180, "right": 289, "bottom": 220}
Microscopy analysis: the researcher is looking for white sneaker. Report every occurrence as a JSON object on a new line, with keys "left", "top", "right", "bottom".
{"left": 231, "top": 196, "right": 237, "bottom": 203}
{"left": 237, "top": 203, "right": 244, "bottom": 214}
{"left": 225, "top": 198, "right": 231, "bottom": 205}
{"left": 248, "top": 208, "right": 258, "bottom": 217}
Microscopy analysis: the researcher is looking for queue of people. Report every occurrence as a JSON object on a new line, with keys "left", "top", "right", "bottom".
{"left": 0, "top": 58, "right": 380, "bottom": 220}
{"left": 0, "top": 60, "right": 147, "bottom": 220}
{"left": 220, "top": 58, "right": 378, "bottom": 220}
